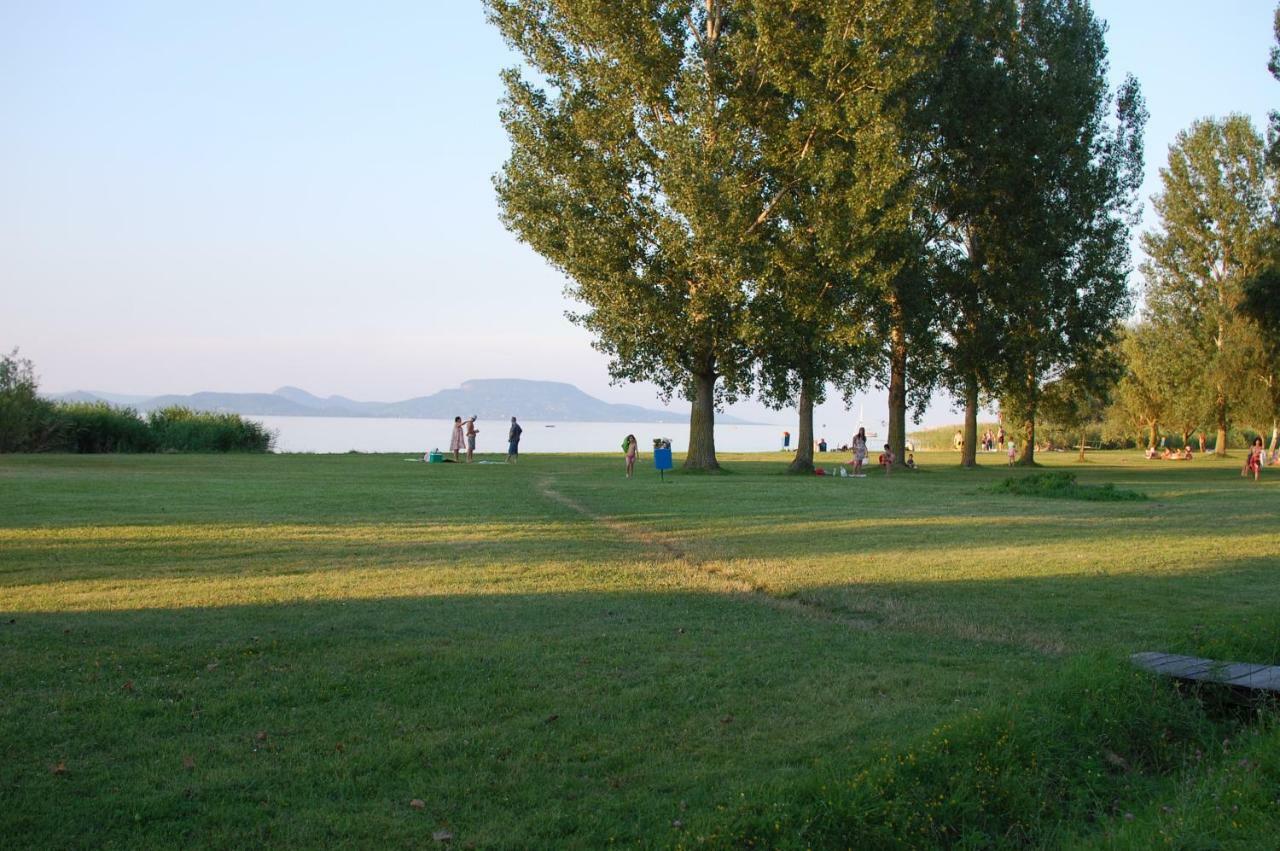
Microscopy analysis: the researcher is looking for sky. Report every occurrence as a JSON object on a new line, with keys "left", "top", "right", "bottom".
{"left": 2, "top": 1, "right": 1276, "bottom": 430}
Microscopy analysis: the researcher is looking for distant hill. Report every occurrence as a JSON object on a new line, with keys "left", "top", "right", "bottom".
{"left": 50, "top": 379, "right": 752, "bottom": 424}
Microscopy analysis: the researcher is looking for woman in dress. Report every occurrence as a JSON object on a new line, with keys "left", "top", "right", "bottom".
{"left": 449, "top": 416, "right": 465, "bottom": 462}
{"left": 1243, "top": 436, "right": 1265, "bottom": 482}
{"left": 850, "top": 427, "right": 868, "bottom": 477}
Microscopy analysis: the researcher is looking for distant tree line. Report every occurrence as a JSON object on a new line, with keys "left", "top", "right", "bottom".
{"left": 1093, "top": 8, "right": 1280, "bottom": 458}
{"left": 0, "top": 349, "right": 274, "bottom": 453}
{"left": 486, "top": 0, "right": 1147, "bottom": 470}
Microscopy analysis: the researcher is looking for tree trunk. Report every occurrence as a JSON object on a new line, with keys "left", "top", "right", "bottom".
{"left": 887, "top": 300, "right": 908, "bottom": 468}
{"left": 1018, "top": 413, "right": 1036, "bottom": 466}
{"left": 1147, "top": 422, "right": 1157, "bottom": 450}
{"left": 961, "top": 374, "right": 979, "bottom": 468}
{"left": 1270, "top": 420, "right": 1278, "bottom": 454}
{"left": 788, "top": 383, "right": 815, "bottom": 474}
{"left": 1215, "top": 392, "right": 1228, "bottom": 457}
{"left": 1078, "top": 430, "right": 1087, "bottom": 462}
{"left": 685, "top": 369, "right": 719, "bottom": 471}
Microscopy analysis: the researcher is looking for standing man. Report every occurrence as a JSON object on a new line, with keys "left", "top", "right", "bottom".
{"left": 465, "top": 416, "right": 479, "bottom": 463}
{"left": 507, "top": 416, "right": 523, "bottom": 463}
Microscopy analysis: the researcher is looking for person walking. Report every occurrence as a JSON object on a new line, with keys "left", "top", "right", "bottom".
{"left": 507, "top": 417, "right": 523, "bottom": 463}
{"left": 1243, "top": 436, "right": 1265, "bottom": 482}
{"left": 850, "top": 427, "right": 868, "bottom": 477}
{"left": 465, "top": 416, "right": 479, "bottom": 463}
{"left": 449, "top": 416, "right": 465, "bottom": 462}
{"left": 623, "top": 434, "right": 638, "bottom": 479}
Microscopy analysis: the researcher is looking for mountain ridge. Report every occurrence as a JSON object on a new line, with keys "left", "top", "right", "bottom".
{"left": 50, "top": 379, "right": 756, "bottom": 425}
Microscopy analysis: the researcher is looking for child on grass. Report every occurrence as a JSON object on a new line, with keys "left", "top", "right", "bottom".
{"left": 623, "top": 434, "right": 638, "bottom": 479}
{"left": 879, "top": 444, "right": 894, "bottom": 476}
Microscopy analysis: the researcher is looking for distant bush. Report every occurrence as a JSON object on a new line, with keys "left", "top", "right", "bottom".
{"left": 989, "top": 471, "right": 1146, "bottom": 502}
{"left": 1, "top": 350, "right": 274, "bottom": 454}
{"left": 0, "top": 348, "right": 65, "bottom": 452}
{"left": 146, "top": 406, "right": 273, "bottom": 452}
{"left": 59, "top": 402, "right": 156, "bottom": 453}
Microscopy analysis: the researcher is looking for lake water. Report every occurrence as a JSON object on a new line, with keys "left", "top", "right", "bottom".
{"left": 252, "top": 415, "right": 797, "bottom": 454}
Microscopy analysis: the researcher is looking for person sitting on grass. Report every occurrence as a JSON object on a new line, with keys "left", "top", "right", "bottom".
{"left": 879, "top": 444, "right": 894, "bottom": 476}
{"left": 1182, "top": 446, "right": 1193, "bottom": 460}
{"left": 905, "top": 451, "right": 916, "bottom": 469}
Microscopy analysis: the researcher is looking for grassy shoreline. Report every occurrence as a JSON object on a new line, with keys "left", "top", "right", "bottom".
{"left": 2, "top": 452, "right": 1277, "bottom": 847}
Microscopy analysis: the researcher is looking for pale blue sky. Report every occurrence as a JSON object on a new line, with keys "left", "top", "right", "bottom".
{"left": 1, "top": 1, "right": 1275, "bottom": 426}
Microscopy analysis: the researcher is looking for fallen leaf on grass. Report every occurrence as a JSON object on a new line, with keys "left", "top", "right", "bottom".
{"left": 720, "top": 715, "right": 734, "bottom": 725}
{"left": 334, "top": 742, "right": 345, "bottom": 753}
{"left": 255, "top": 731, "right": 268, "bottom": 742}
{"left": 1103, "top": 749, "right": 1129, "bottom": 771}
{"left": 206, "top": 661, "right": 219, "bottom": 672}
{"left": 544, "top": 714, "right": 559, "bottom": 724}
{"left": 182, "top": 755, "right": 195, "bottom": 771}
{"left": 122, "top": 680, "right": 135, "bottom": 693}
{"left": 432, "top": 829, "right": 453, "bottom": 843}
{"left": 50, "top": 761, "right": 67, "bottom": 776}
{"left": 409, "top": 799, "right": 426, "bottom": 810}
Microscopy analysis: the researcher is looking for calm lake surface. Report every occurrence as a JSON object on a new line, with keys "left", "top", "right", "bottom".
{"left": 252, "top": 415, "right": 797, "bottom": 455}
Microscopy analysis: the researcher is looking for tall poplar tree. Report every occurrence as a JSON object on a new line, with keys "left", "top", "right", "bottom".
{"left": 486, "top": 1, "right": 767, "bottom": 469}
{"left": 1141, "top": 116, "right": 1270, "bottom": 456}
{"left": 744, "top": 0, "right": 940, "bottom": 474}
{"left": 986, "top": 1, "right": 1144, "bottom": 466}
{"left": 487, "top": 1, "right": 941, "bottom": 469}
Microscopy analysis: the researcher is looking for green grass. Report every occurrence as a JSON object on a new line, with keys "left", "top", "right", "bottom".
{"left": 1, "top": 450, "right": 1277, "bottom": 848}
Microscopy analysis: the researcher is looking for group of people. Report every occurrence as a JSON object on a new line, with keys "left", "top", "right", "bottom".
{"left": 1145, "top": 444, "right": 1195, "bottom": 461}
{"left": 847, "top": 427, "right": 912, "bottom": 476}
{"left": 954, "top": 427, "right": 1008, "bottom": 453}
{"left": 445, "top": 416, "right": 524, "bottom": 463}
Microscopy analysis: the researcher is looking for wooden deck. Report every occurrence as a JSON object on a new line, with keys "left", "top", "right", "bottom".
{"left": 1131, "top": 652, "right": 1280, "bottom": 693}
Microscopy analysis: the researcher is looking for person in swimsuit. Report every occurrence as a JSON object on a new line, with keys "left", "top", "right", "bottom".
{"left": 624, "top": 434, "right": 638, "bottom": 479}
{"left": 465, "top": 416, "right": 479, "bottom": 463}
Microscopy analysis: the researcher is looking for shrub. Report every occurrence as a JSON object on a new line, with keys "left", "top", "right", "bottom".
{"left": 0, "top": 348, "right": 65, "bottom": 452}
{"left": 146, "top": 406, "right": 274, "bottom": 452}
{"left": 56, "top": 402, "right": 154, "bottom": 452}
{"left": 988, "top": 471, "right": 1146, "bottom": 502}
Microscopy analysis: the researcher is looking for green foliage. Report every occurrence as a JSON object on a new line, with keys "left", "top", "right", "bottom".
{"left": 988, "top": 470, "right": 1147, "bottom": 501}
{"left": 56, "top": 402, "right": 154, "bottom": 453}
{"left": 0, "top": 348, "right": 65, "bottom": 452}
{"left": 146, "top": 406, "right": 274, "bottom": 452}
{"left": 1141, "top": 115, "right": 1271, "bottom": 444}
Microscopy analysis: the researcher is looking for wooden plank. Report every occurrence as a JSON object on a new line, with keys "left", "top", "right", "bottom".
{"left": 1131, "top": 652, "right": 1280, "bottom": 694}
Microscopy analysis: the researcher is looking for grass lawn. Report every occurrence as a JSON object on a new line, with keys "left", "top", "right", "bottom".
{"left": 2, "top": 449, "right": 1278, "bottom": 848}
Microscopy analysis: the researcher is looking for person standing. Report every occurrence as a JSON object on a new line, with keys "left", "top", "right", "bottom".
{"left": 850, "top": 427, "right": 868, "bottom": 477}
{"left": 465, "top": 416, "right": 479, "bottom": 463}
{"left": 507, "top": 417, "right": 523, "bottom": 463}
{"left": 997, "top": 425, "right": 1006, "bottom": 450}
{"left": 1244, "top": 436, "right": 1264, "bottom": 482}
{"left": 449, "top": 416, "right": 465, "bottom": 462}
{"left": 623, "top": 434, "right": 638, "bottom": 479}
{"left": 1198, "top": 432, "right": 1207, "bottom": 454}
{"left": 953, "top": 429, "right": 963, "bottom": 452}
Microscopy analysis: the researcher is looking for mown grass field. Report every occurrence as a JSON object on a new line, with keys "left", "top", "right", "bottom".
{"left": 2, "top": 449, "right": 1278, "bottom": 848}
